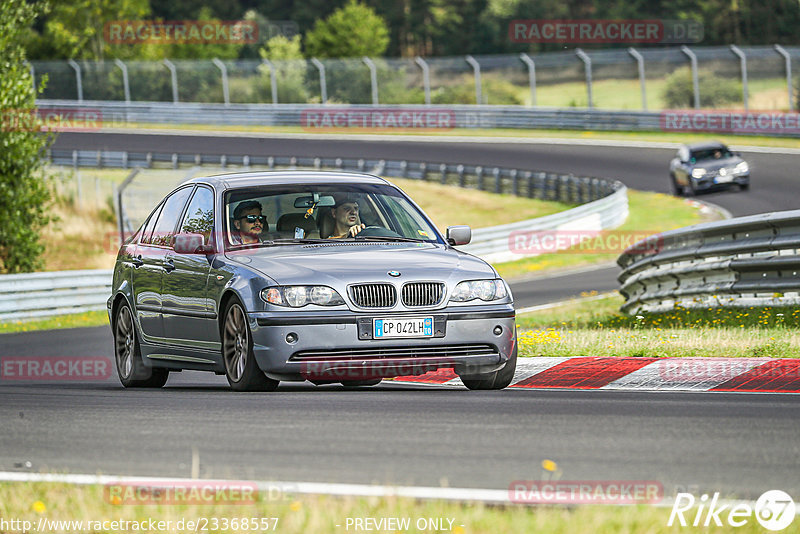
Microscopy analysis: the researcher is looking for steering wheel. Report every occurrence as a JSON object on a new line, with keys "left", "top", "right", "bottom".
{"left": 356, "top": 226, "right": 403, "bottom": 238}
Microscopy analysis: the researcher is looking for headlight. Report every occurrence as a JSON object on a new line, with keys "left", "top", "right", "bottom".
{"left": 450, "top": 279, "right": 508, "bottom": 302}
{"left": 734, "top": 161, "right": 749, "bottom": 174}
{"left": 691, "top": 168, "right": 706, "bottom": 179}
{"left": 261, "top": 286, "right": 345, "bottom": 307}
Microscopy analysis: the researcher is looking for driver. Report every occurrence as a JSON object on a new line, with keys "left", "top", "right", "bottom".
{"left": 328, "top": 194, "right": 365, "bottom": 239}
{"left": 231, "top": 200, "right": 267, "bottom": 244}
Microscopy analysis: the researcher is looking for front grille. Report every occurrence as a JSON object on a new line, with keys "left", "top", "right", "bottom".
{"left": 402, "top": 282, "right": 445, "bottom": 307}
{"left": 290, "top": 344, "right": 498, "bottom": 361}
{"left": 349, "top": 283, "right": 397, "bottom": 308}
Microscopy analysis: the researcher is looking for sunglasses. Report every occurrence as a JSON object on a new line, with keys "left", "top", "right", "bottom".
{"left": 240, "top": 215, "right": 267, "bottom": 223}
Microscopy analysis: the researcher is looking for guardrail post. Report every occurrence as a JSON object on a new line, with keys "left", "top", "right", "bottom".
{"left": 465, "top": 55, "right": 482, "bottom": 105}
{"left": 510, "top": 169, "right": 519, "bottom": 196}
{"left": 457, "top": 164, "right": 465, "bottom": 187}
{"left": 774, "top": 45, "right": 792, "bottom": 111}
{"left": 212, "top": 58, "right": 230, "bottom": 106}
{"left": 439, "top": 163, "right": 447, "bottom": 184}
{"left": 310, "top": 58, "right": 327, "bottom": 104}
{"left": 574, "top": 49, "right": 592, "bottom": 109}
{"left": 493, "top": 167, "right": 501, "bottom": 193}
{"left": 163, "top": 59, "right": 179, "bottom": 103}
{"left": 681, "top": 46, "right": 700, "bottom": 109}
{"left": 113, "top": 59, "right": 130, "bottom": 103}
{"left": 117, "top": 169, "right": 140, "bottom": 244}
{"left": 627, "top": 47, "right": 646, "bottom": 110}
{"left": 475, "top": 166, "right": 484, "bottom": 190}
{"left": 729, "top": 45, "right": 748, "bottom": 111}
{"left": 260, "top": 59, "right": 279, "bottom": 104}
{"left": 519, "top": 53, "right": 537, "bottom": 107}
{"left": 67, "top": 59, "right": 83, "bottom": 102}
{"left": 362, "top": 57, "right": 379, "bottom": 105}
{"left": 415, "top": 57, "right": 431, "bottom": 105}
{"left": 419, "top": 162, "right": 427, "bottom": 180}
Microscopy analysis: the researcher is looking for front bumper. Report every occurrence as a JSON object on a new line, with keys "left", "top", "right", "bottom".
{"left": 694, "top": 173, "right": 749, "bottom": 191}
{"left": 248, "top": 305, "right": 516, "bottom": 381}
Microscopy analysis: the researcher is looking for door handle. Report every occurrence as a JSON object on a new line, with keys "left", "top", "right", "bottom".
{"left": 131, "top": 255, "right": 143, "bottom": 268}
{"left": 163, "top": 258, "right": 176, "bottom": 273}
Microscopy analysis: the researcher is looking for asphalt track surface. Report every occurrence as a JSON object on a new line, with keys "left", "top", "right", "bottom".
{"left": 2, "top": 131, "right": 796, "bottom": 498}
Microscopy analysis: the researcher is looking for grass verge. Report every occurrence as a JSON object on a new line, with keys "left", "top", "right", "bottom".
{"left": 0, "top": 481, "right": 785, "bottom": 534}
{"left": 517, "top": 293, "right": 800, "bottom": 359}
{"left": 494, "top": 191, "right": 715, "bottom": 281}
{"left": 0, "top": 310, "right": 108, "bottom": 334}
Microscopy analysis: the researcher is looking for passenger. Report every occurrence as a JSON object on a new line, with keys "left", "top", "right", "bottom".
{"left": 327, "top": 194, "right": 366, "bottom": 238}
{"left": 231, "top": 200, "right": 267, "bottom": 244}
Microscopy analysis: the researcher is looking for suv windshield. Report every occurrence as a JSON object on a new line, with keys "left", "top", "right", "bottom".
{"left": 691, "top": 147, "right": 733, "bottom": 162}
{"left": 224, "top": 183, "right": 443, "bottom": 248}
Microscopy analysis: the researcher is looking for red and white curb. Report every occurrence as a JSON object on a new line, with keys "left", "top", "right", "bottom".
{"left": 392, "top": 357, "right": 800, "bottom": 393}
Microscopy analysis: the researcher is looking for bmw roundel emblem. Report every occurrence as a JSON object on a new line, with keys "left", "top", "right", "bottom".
{"left": 388, "top": 271, "right": 401, "bottom": 277}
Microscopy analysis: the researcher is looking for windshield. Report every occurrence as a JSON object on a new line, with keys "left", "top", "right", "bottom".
{"left": 691, "top": 147, "right": 733, "bottom": 162}
{"left": 224, "top": 182, "right": 444, "bottom": 248}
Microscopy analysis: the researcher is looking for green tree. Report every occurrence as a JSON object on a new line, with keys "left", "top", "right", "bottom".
{"left": 258, "top": 34, "right": 308, "bottom": 103}
{"left": 0, "top": 0, "right": 53, "bottom": 273}
{"left": 304, "top": 0, "right": 390, "bottom": 58}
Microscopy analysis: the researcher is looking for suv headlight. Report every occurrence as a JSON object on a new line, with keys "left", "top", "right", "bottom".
{"left": 261, "top": 286, "right": 345, "bottom": 307}
{"left": 450, "top": 279, "right": 509, "bottom": 302}
{"left": 734, "top": 161, "right": 749, "bottom": 174}
{"left": 691, "top": 168, "right": 706, "bottom": 179}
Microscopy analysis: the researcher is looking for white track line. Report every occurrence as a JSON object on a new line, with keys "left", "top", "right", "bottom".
{"left": 96, "top": 128, "right": 800, "bottom": 154}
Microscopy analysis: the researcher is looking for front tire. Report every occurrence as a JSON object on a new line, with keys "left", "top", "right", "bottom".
{"left": 114, "top": 303, "right": 168, "bottom": 388}
{"left": 460, "top": 346, "right": 517, "bottom": 391}
{"left": 222, "top": 299, "right": 279, "bottom": 392}
{"left": 670, "top": 174, "right": 683, "bottom": 196}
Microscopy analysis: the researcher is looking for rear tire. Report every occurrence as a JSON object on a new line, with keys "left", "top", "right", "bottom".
{"left": 739, "top": 183, "right": 750, "bottom": 191}
{"left": 460, "top": 346, "right": 517, "bottom": 391}
{"left": 222, "top": 299, "right": 279, "bottom": 392}
{"left": 114, "top": 303, "right": 168, "bottom": 388}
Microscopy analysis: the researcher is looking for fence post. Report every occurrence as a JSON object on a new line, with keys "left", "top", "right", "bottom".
{"left": 212, "top": 58, "right": 230, "bottom": 106}
{"left": 261, "top": 59, "right": 279, "bottom": 104}
{"left": 774, "top": 45, "right": 792, "bottom": 111}
{"left": 729, "top": 45, "right": 748, "bottom": 111}
{"left": 117, "top": 169, "right": 140, "bottom": 244}
{"left": 310, "top": 58, "right": 327, "bottom": 104}
{"left": 519, "top": 53, "right": 537, "bottom": 107}
{"left": 465, "top": 55, "right": 482, "bottom": 105}
{"left": 163, "top": 59, "right": 179, "bottom": 103}
{"left": 574, "top": 49, "right": 592, "bottom": 109}
{"left": 627, "top": 47, "right": 646, "bottom": 110}
{"left": 113, "top": 59, "right": 130, "bottom": 103}
{"left": 67, "top": 59, "right": 83, "bottom": 102}
{"left": 680, "top": 46, "right": 700, "bottom": 109}
{"left": 362, "top": 57, "right": 379, "bottom": 105}
{"left": 415, "top": 57, "right": 431, "bottom": 105}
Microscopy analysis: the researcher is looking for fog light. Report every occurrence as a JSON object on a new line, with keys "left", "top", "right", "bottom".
{"left": 286, "top": 332, "right": 298, "bottom": 344}
{"left": 493, "top": 326, "right": 503, "bottom": 336}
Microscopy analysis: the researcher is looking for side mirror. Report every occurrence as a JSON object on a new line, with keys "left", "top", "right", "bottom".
{"left": 173, "top": 233, "right": 206, "bottom": 254}
{"left": 446, "top": 225, "right": 471, "bottom": 246}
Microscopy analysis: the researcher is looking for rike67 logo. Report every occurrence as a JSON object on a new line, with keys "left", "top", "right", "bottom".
{"left": 669, "top": 490, "right": 795, "bottom": 531}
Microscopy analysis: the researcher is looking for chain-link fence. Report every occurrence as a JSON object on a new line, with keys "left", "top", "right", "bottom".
{"left": 31, "top": 45, "right": 800, "bottom": 111}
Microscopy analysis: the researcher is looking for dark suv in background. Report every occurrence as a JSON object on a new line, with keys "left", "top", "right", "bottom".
{"left": 669, "top": 141, "right": 750, "bottom": 196}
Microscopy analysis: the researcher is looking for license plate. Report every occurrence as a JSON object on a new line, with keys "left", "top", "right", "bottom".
{"left": 715, "top": 174, "right": 733, "bottom": 183}
{"left": 373, "top": 317, "right": 433, "bottom": 339}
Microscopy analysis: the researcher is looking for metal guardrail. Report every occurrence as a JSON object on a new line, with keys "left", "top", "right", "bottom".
{"left": 38, "top": 99, "right": 796, "bottom": 136}
{"left": 0, "top": 269, "right": 112, "bottom": 322}
{"left": 617, "top": 210, "right": 800, "bottom": 314}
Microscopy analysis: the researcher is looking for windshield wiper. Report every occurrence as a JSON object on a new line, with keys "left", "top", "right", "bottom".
{"left": 354, "top": 235, "right": 426, "bottom": 243}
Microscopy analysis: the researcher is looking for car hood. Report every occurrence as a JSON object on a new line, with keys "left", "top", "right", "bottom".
{"left": 694, "top": 156, "right": 744, "bottom": 171}
{"left": 225, "top": 242, "right": 496, "bottom": 287}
